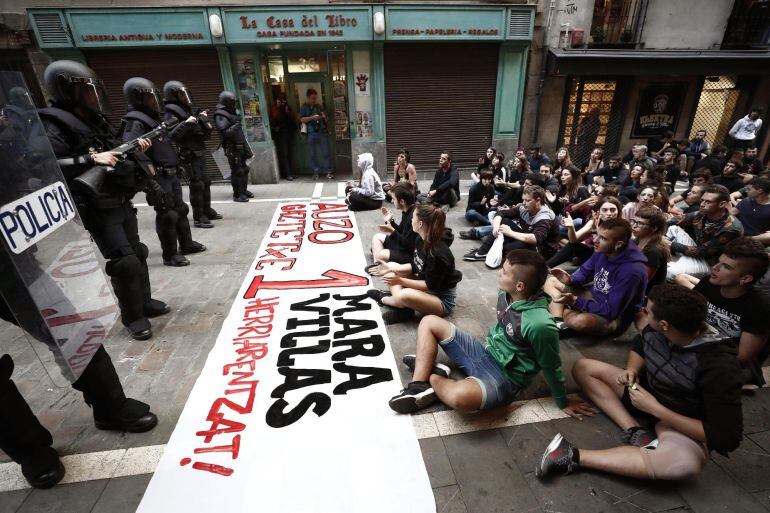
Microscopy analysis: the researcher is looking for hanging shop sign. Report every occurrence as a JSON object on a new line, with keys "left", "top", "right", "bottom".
{"left": 136, "top": 202, "right": 435, "bottom": 513}
{"left": 66, "top": 9, "right": 212, "bottom": 47}
{"left": 386, "top": 6, "right": 507, "bottom": 40}
{"left": 630, "top": 83, "right": 687, "bottom": 138}
{"left": 223, "top": 7, "right": 372, "bottom": 43}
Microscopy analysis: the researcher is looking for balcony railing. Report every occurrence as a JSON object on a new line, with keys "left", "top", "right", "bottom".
{"left": 722, "top": 3, "right": 770, "bottom": 49}
{"left": 588, "top": 0, "right": 644, "bottom": 48}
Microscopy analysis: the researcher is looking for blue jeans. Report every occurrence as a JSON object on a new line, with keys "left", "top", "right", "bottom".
{"left": 474, "top": 224, "right": 494, "bottom": 238}
{"left": 439, "top": 325, "right": 522, "bottom": 410}
{"left": 307, "top": 131, "right": 332, "bottom": 175}
{"left": 465, "top": 209, "right": 491, "bottom": 226}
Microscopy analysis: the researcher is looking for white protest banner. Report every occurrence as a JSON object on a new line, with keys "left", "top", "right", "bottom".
{"left": 137, "top": 201, "right": 435, "bottom": 513}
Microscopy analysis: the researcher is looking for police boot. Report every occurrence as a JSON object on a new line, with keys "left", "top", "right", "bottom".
{"left": 175, "top": 205, "right": 207, "bottom": 255}
{"left": 189, "top": 179, "right": 212, "bottom": 227}
{"left": 106, "top": 253, "right": 152, "bottom": 340}
{"left": 129, "top": 241, "right": 169, "bottom": 319}
{"left": 203, "top": 182, "right": 222, "bottom": 220}
{"left": 156, "top": 209, "right": 189, "bottom": 267}
{"left": 0, "top": 355, "right": 65, "bottom": 489}
{"left": 72, "top": 347, "right": 158, "bottom": 433}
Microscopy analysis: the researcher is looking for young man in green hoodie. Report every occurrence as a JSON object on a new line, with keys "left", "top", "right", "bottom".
{"left": 388, "top": 250, "right": 594, "bottom": 418}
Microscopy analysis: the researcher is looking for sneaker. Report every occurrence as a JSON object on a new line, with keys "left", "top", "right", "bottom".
{"left": 535, "top": 433, "right": 577, "bottom": 478}
{"left": 621, "top": 426, "right": 658, "bottom": 448}
{"left": 462, "top": 249, "right": 487, "bottom": 261}
{"left": 402, "top": 355, "right": 450, "bottom": 378}
{"left": 366, "top": 289, "right": 392, "bottom": 307}
{"left": 326, "top": 173, "right": 335, "bottom": 180}
{"left": 388, "top": 381, "right": 437, "bottom": 414}
{"left": 313, "top": 174, "right": 319, "bottom": 180}
{"left": 553, "top": 318, "right": 568, "bottom": 331}
{"left": 382, "top": 307, "right": 415, "bottom": 325}
{"left": 459, "top": 229, "right": 477, "bottom": 240}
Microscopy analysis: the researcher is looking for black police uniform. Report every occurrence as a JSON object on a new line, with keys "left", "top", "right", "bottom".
{"left": 38, "top": 107, "right": 167, "bottom": 339}
{"left": 121, "top": 107, "right": 205, "bottom": 265}
{"left": 214, "top": 93, "right": 253, "bottom": 202}
{"left": 164, "top": 100, "right": 219, "bottom": 226}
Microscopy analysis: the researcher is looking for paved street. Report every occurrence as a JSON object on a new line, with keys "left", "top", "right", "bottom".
{"left": 2, "top": 179, "right": 770, "bottom": 513}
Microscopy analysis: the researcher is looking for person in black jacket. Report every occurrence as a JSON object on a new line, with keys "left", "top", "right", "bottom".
{"left": 215, "top": 91, "right": 253, "bottom": 202}
{"left": 420, "top": 151, "right": 460, "bottom": 207}
{"left": 120, "top": 77, "right": 206, "bottom": 267}
{"left": 38, "top": 61, "right": 168, "bottom": 341}
{"left": 163, "top": 80, "right": 221, "bottom": 228}
{"left": 465, "top": 170, "right": 495, "bottom": 226}
{"left": 537, "top": 284, "right": 743, "bottom": 481}
{"left": 370, "top": 182, "right": 418, "bottom": 265}
{"left": 367, "top": 204, "right": 462, "bottom": 324}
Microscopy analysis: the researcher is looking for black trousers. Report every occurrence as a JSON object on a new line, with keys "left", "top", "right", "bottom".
{"left": 478, "top": 219, "right": 539, "bottom": 256}
{"left": 154, "top": 172, "right": 194, "bottom": 259}
{"left": 347, "top": 192, "right": 382, "bottom": 211}
{"left": 275, "top": 130, "right": 294, "bottom": 178}
{"left": 546, "top": 241, "right": 594, "bottom": 268}
{"left": 228, "top": 155, "right": 249, "bottom": 197}
{"left": 186, "top": 155, "right": 214, "bottom": 220}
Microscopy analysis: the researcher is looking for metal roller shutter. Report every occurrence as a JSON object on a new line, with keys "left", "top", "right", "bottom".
{"left": 86, "top": 48, "right": 225, "bottom": 181}
{"left": 384, "top": 44, "right": 498, "bottom": 172}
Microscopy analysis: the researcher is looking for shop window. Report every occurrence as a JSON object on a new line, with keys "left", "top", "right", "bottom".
{"left": 268, "top": 55, "right": 286, "bottom": 99}
{"left": 352, "top": 49, "right": 372, "bottom": 139}
{"left": 330, "top": 51, "right": 349, "bottom": 141}
{"left": 560, "top": 78, "right": 623, "bottom": 168}
{"left": 689, "top": 76, "right": 740, "bottom": 148}
{"left": 287, "top": 55, "right": 327, "bottom": 74}
{"left": 235, "top": 54, "right": 266, "bottom": 142}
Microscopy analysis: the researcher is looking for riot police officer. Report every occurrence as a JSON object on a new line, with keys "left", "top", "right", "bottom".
{"left": 38, "top": 60, "right": 168, "bottom": 341}
{"left": 121, "top": 77, "right": 206, "bottom": 267}
{"left": 214, "top": 91, "right": 253, "bottom": 202}
{"left": 163, "top": 80, "right": 221, "bottom": 228}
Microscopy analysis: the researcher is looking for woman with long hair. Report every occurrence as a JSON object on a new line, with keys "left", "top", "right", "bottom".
{"left": 554, "top": 146, "right": 573, "bottom": 174}
{"left": 552, "top": 165, "right": 590, "bottom": 222}
{"left": 384, "top": 148, "right": 418, "bottom": 201}
{"left": 498, "top": 154, "right": 530, "bottom": 205}
{"left": 546, "top": 197, "right": 623, "bottom": 268}
{"left": 630, "top": 206, "right": 670, "bottom": 293}
{"left": 622, "top": 185, "right": 661, "bottom": 221}
{"left": 471, "top": 146, "right": 496, "bottom": 184}
{"left": 368, "top": 204, "right": 462, "bottom": 324}
{"left": 583, "top": 147, "right": 605, "bottom": 184}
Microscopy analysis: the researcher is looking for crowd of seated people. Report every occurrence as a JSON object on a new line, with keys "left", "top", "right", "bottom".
{"left": 364, "top": 135, "right": 769, "bottom": 485}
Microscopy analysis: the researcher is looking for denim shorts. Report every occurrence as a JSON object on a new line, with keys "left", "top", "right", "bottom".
{"left": 439, "top": 324, "right": 522, "bottom": 410}
{"left": 433, "top": 287, "right": 457, "bottom": 316}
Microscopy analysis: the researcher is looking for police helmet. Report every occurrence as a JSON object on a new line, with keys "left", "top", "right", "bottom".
{"left": 123, "top": 77, "right": 164, "bottom": 114}
{"left": 163, "top": 80, "right": 194, "bottom": 108}
{"left": 218, "top": 91, "right": 238, "bottom": 111}
{"left": 43, "top": 60, "right": 112, "bottom": 115}
{"left": 8, "top": 87, "right": 35, "bottom": 109}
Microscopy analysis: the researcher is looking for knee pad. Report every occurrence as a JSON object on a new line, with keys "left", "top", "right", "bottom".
{"left": 155, "top": 209, "right": 178, "bottom": 228}
{"left": 132, "top": 242, "right": 149, "bottom": 261}
{"left": 175, "top": 202, "right": 190, "bottom": 217}
{"left": 105, "top": 254, "right": 141, "bottom": 278}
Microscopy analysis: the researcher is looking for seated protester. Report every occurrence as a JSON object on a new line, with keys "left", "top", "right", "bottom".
{"left": 471, "top": 146, "right": 496, "bottom": 184}
{"left": 582, "top": 147, "right": 605, "bottom": 185}
{"left": 631, "top": 207, "right": 670, "bottom": 293}
{"left": 669, "top": 184, "right": 704, "bottom": 215}
{"left": 648, "top": 130, "right": 675, "bottom": 160}
{"left": 371, "top": 182, "right": 418, "bottom": 266}
{"left": 693, "top": 145, "right": 728, "bottom": 176}
{"left": 544, "top": 218, "right": 648, "bottom": 336}
{"left": 536, "top": 163, "right": 561, "bottom": 195}
{"left": 465, "top": 170, "right": 496, "bottom": 226}
{"left": 553, "top": 146, "right": 573, "bottom": 176}
{"left": 546, "top": 197, "right": 623, "bottom": 269}
{"left": 498, "top": 154, "right": 530, "bottom": 205}
{"left": 629, "top": 144, "right": 656, "bottom": 171}
{"left": 734, "top": 177, "right": 770, "bottom": 246}
{"left": 552, "top": 165, "right": 591, "bottom": 223}
{"left": 684, "top": 129, "right": 710, "bottom": 172}
{"left": 367, "top": 205, "right": 462, "bottom": 325}
{"left": 463, "top": 186, "right": 559, "bottom": 262}
{"left": 729, "top": 169, "right": 770, "bottom": 206}
{"left": 666, "top": 185, "right": 743, "bottom": 280}
{"left": 742, "top": 146, "right": 763, "bottom": 176}
{"left": 713, "top": 160, "right": 745, "bottom": 193}
{"left": 537, "top": 284, "right": 743, "bottom": 481}
{"left": 660, "top": 148, "right": 682, "bottom": 191}
{"left": 421, "top": 151, "right": 460, "bottom": 207}
{"left": 346, "top": 152, "right": 385, "bottom": 211}
{"left": 388, "top": 250, "right": 594, "bottom": 418}
{"left": 528, "top": 145, "right": 550, "bottom": 171}
{"left": 618, "top": 163, "right": 646, "bottom": 203}
{"left": 675, "top": 238, "right": 770, "bottom": 386}
{"left": 675, "top": 139, "right": 690, "bottom": 173}
{"left": 622, "top": 186, "right": 662, "bottom": 222}
{"left": 384, "top": 148, "right": 418, "bottom": 202}
{"left": 689, "top": 168, "right": 713, "bottom": 187}
{"left": 591, "top": 155, "right": 623, "bottom": 186}
{"left": 489, "top": 153, "right": 508, "bottom": 194}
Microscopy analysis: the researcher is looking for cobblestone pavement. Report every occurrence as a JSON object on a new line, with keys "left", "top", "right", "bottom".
{"left": 2, "top": 179, "right": 769, "bottom": 512}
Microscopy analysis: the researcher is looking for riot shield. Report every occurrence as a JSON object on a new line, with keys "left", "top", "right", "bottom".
{"left": 0, "top": 71, "right": 118, "bottom": 386}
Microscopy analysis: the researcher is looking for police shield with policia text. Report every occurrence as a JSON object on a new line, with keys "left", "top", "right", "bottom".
{"left": 120, "top": 77, "right": 206, "bottom": 267}
{"left": 37, "top": 60, "right": 170, "bottom": 341}
{"left": 163, "top": 80, "right": 221, "bottom": 228}
{"left": 0, "top": 71, "right": 158, "bottom": 490}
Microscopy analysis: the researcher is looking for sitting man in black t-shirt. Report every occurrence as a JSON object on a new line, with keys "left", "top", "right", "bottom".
{"left": 370, "top": 182, "right": 418, "bottom": 266}
{"left": 536, "top": 284, "right": 743, "bottom": 481}
{"left": 674, "top": 237, "right": 770, "bottom": 386}
{"left": 733, "top": 177, "right": 770, "bottom": 247}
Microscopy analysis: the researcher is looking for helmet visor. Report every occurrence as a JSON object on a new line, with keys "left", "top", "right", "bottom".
{"left": 140, "top": 87, "right": 165, "bottom": 114}
{"left": 177, "top": 87, "right": 194, "bottom": 108}
{"left": 72, "top": 76, "right": 112, "bottom": 115}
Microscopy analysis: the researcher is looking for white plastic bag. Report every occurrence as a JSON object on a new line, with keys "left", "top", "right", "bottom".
{"left": 485, "top": 233, "right": 505, "bottom": 269}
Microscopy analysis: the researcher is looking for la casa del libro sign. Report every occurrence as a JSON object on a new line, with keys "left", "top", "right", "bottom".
{"left": 238, "top": 13, "right": 360, "bottom": 38}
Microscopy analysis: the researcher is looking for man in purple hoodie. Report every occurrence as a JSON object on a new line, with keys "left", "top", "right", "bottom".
{"left": 544, "top": 218, "right": 648, "bottom": 336}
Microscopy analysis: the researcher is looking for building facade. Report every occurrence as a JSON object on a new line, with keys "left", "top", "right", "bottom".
{"left": 22, "top": 3, "right": 536, "bottom": 183}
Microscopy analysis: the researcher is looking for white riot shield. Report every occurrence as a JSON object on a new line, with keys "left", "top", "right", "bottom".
{"left": 0, "top": 71, "right": 118, "bottom": 386}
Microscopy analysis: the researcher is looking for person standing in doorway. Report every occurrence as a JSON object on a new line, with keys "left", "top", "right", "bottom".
{"left": 300, "top": 88, "right": 334, "bottom": 180}
{"left": 269, "top": 95, "right": 297, "bottom": 181}
{"left": 729, "top": 108, "right": 763, "bottom": 150}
